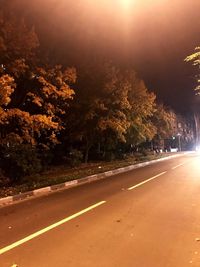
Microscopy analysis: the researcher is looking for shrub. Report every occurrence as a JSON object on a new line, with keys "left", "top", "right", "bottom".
{"left": 104, "top": 151, "right": 116, "bottom": 161}
{"left": 141, "top": 149, "right": 154, "bottom": 157}
{"left": 0, "top": 168, "right": 10, "bottom": 186}
{"left": 132, "top": 152, "right": 143, "bottom": 160}
{"left": 67, "top": 149, "right": 83, "bottom": 167}
{"left": 1, "top": 144, "right": 42, "bottom": 183}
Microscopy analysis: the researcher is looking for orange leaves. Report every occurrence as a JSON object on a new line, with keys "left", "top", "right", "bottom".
{"left": 185, "top": 47, "right": 200, "bottom": 66}
{"left": 0, "top": 63, "right": 76, "bottom": 148}
{"left": 7, "top": 59, "right": 29, "bottom": 78}
{"left": 152, "top": 104, "right": 178, "bottom": 139}
{"left": 73, "top": 63, "right": 157, "bottom": 146}
{"left": 0, "top": 9, "right": 77, "bottom": 152}
{"left": 185, "top": 47, "right": 200, "bottom": 93}
{"left": 102, "top": 67, "right": 156, "bottom": 143}
{"left": 31, "top": 114, "right": 58, "bottom": 131}
{"left": 63, "top": 67, "right": 77, "bottom": 84}
{"left": 98, "top": 111, "right": 130, "bottom": 143}
{"left": 0, "top": 108, "right": 59, "bottom": 146}
{"left": 36, "top": 66, "right": 75, "bottom": 102}
{"left": 0, "top": 74, "right": 15, "bottom": 107}
{"left": 27, "top": 92, "right": 43, "bottom": 107}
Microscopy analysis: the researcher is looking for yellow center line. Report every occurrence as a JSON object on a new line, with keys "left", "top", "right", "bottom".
{"left": 127, "top": 171, "right": 167, "bottom": 190}
{"left": 172, "top": 163, "right": 185, "bottom": 170}
{"left": 0, "top": 201, "right": 106, "bottom": 255}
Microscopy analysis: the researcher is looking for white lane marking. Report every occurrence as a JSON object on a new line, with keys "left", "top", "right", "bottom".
{"left": 172, "top": 163, "right": 185, "bottom": 170}
{"left": 128, "top": 172, "right": 167, "bottom": 191}
{"left": 0, "top": 201, "right": 106, "bottom": 255}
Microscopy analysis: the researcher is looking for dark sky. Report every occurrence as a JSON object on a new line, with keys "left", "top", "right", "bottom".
{"left": 10, "top": 0, "right": 200, "bottom": 113}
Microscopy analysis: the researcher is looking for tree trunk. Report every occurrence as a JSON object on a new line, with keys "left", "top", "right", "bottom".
{"left": 84, "top": 138, "right": 91, "bottom": 163}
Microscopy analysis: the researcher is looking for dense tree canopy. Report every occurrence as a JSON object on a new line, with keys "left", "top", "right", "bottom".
{"left": 0, "top": 10, "right": 76, "bottom": 151}
{"left": 0, "top": 4, "right": 195, "bottom": 181}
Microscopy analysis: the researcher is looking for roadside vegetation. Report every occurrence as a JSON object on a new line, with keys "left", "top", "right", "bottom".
{"left": 0, "top": 151, "right": 172, "bottom": 197}
{"left": 0, "top": 3, "right": 195, "bottom": 194}
{"left": 185, "top": 47, "right": 200, "bottom": 93}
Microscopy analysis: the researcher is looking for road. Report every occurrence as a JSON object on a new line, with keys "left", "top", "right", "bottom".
{"left": 1, "top": 153, "right": 200, "bottom": 267}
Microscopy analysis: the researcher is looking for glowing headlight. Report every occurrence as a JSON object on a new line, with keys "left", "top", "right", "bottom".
{"left": 195, "top": 145, "right": 200, "bottom": 152}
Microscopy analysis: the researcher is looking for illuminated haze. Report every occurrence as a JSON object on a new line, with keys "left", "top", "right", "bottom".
{"left": 10, "top": 0, "right": 200, "bottom": 112}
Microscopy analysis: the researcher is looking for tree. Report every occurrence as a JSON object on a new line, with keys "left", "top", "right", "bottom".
{"left": 22, "top": 65, "right": 76, "bottom": 123}
{"left": 0, "top": 6, "right": 77, "bottom": 179}
{"left": 125, "top": 71, "right": 156, "bottom": 146}
{"left": 0, "top": 74, "right": 15, "bottom": 108}
{"left": 151, "top": 104, "right": 178, "bottom": 150}
{"left": 65, "top": 63, "right": 157, "bottom": 162}
{"left": 185, "top": 47, "right": 200, "bottom": 93}
{"left": 0, "top": 8, "right": 39, "bottom": 66}
{"left": 0, "top": 6, "right": 76, "bottom": 149}
{"left": 152, "top": 104, "right": 177, "bottom": 139}
{"left": 185, "top": 47, "right": 200, "bottom": 145}
{"left": 65, "top": 63, "right": 132, "bottom": 162}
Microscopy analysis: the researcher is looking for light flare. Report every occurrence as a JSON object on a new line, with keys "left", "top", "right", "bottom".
{"left": 120, "top": 0, "right": 133, "bottom": 7}
{"left": 118, "top": 0, "right": 135, "bottom": 13}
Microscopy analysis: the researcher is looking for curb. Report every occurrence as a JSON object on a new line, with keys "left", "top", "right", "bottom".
{"left": 0, "top": 153, "right": 186, "bottom": 206}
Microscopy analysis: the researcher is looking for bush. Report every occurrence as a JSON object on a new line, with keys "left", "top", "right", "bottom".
{"left": 38, "top": 146, "right": 54, "bottom": 169}
{"left": 104, "top": 151, "right": 116, "bottom": 161}
{"left": 115, "top": 150, "right": 128, "bottom": 160}
{"left": 67, "top": 149, "right": 83, "bottom": 167}
{"left": 132, "top": 152, "right": 143, "bottom": 159}
{"left": 141, "top": 149, "right": 154, "bottom": 157}
{"left": 1, "top": 144, "right": 42, "bottom": 183}
{"left": 0, "top": 168, "right": 10, "bottom": 186}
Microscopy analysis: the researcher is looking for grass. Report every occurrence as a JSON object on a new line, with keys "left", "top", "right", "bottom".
{"left": 0, "top": 152, "right": 173, "bottom": 198}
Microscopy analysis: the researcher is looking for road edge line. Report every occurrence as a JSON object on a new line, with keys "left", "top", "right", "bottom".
{"left": 0, "top": 153, "right": 189, "bottom": 206}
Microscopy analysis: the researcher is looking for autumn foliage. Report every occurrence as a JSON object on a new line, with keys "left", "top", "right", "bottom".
{"left": 185, "top": 47, "right": 200, "bottom": 93}
{"left": 0, "top": 6, "right": 194, "bottom": 182}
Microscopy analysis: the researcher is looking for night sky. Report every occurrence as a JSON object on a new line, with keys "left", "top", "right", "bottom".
{"left": 9, "top": 0, "right": 200, "bottom": 113}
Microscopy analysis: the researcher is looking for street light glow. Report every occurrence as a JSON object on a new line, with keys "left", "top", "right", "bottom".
{"left": 119, "top": 0, "right": 134, "bottom": 11}
{"left": 120, "top": 0, "right": 132, "bottom": 6}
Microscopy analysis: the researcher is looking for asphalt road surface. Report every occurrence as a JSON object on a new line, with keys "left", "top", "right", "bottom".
{"left": 1, "top": 153, "right": 200, "bottom": 267}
